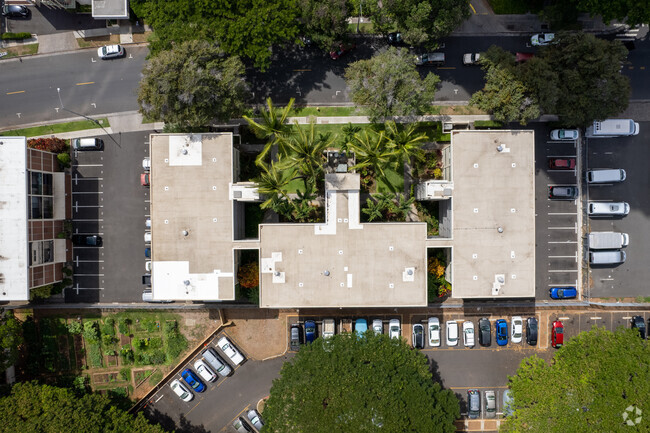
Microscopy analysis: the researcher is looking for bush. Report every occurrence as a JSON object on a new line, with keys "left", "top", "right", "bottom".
{"left": 100, "top": 319, "right": 115, "bottom": 336}
{"left": 88, "top": 344, "right": 103, "bottom": 367}
{"left": 27, "top": 137, "right": 68, "bottom": 153}
{"left": 67, "top": 321, "right": 82, "bottom": 335}
{"left": 30, "top": 284, "right": 53, "bottom": 300}
{"left": 102, "top": 334, "right": 117, "bottom": 346}
{"left": 474, "top": 120, "right": 503, "bottom": 129}
{"left": 120, "top": 346, "right": 134, "bottom": 364}
{"left": 1, "top": 32, "right": 32, "bottom": 40}
{"left": 119, "top": 367, "right": 131, "bottom": 381}
{"left": 163, "top": 321, "right": 187, "bottom": 362}
{"left": 57, "top": 152, "right": 71, "bottom": 168}
{"left": 83, "top": 321, "right": 99, "bottom": 343}
{"left": 117, "top": 318, "right": 131, "bottom": 335}
{"left": 237, "top": 262, "right": 259, "bottom": 289}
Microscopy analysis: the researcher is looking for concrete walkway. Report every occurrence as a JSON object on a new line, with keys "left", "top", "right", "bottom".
{"left": 37, "top": 32, "right": 79, "bottom": 54}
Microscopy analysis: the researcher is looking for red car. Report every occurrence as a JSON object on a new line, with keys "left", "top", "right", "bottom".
{"left": 515, "top": 52, "right": 534, "bottom": 63}
{"left": 329, "top": 43, "right": 356, "bottom": 60}
{"left": 548, "top": 158, "right": 576, "bottom": 170}
{"left": 551, "top": 320, "right": 564, "bottom": 348}
{"left": 141, "top": 173, "right": 150, "bottom": 186}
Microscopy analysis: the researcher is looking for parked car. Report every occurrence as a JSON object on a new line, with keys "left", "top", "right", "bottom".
{"left": 428, "top": 317, "right": 441, "bottom": 347}
{"left": 145, "top": 218, "right": 151, "bottom": 229}
{"left": 247, "top": 409, "right": 264, "bottom": 430}
{"left": 526, "top": 317, "right": 538, "bottom": 346}
{"left": 631, "top": 316, "right": 646, "bottom": 339}
{"left": 181, "top": 369, "right": 205, "bottom": 393}
{"left": 71, "top": 234, "right": 102, "bottom": 246}
{"left": 485, "top": 390, "right": 496, "bottom": 418}
{"left": 473, "top": 319, "right": 489, "bottom": 347}
{"left": 145, "top": 261, "right": 152, "bottom": 272}
{"left": 549, "top": 287, "right": 577, "bottom": 299}
{"left": 412, "top": 323, "right": 424, "bottom": 349}
{"left": 217, "top": 336, "right": 245, "bottom": 365}
{"left": 170, "top": 379, "right": 193, "bottom": 402}
{"left": 531, "top": 32, "right": 555, "bottom": 46}
{"left": 329, "top": 43, "right": 356, "bottom": 60}
{"left": 233, "top": 417, "right": 252, "bottom": 433}
{"left": 145, "top": 247, "right": 151, "bottom": 258}
{"left": 511, "top": 317, "right": 523, "bottom": 344}
{"left": 290, "top": 324, "right": 302, "bottom": 350}
{"left": 142, "top": 157, "right": 151, "bottom": 171}
{"left": 142, "top": 274, "right": 151, "bottom": 286}
{"left": 551, "top": 320, "right": 564, "bottom": 348}
{"left": 468, "top": 389, "right": 480, "bottom": 419}
{"left": 144, "top": 231, "right": 152, "bottom": 243}
{"left": 355, "top": 318, "right": 368, "bottom": 337}
{"left": 550, "top": 129, "right": 579, "bottom": 140}
{"left": 515, "top": 52, "right": 534, "bottom": 63}
{"left": 415, "top": 52, "right": 445, "bottom": 66}
{"left": 2, "top": 5, "right": 29, "bottom": 18}
{"left": 97, "top": 44, "right": 125, "bottom": 59}
{"left": 141, "top": 173, "right": 150, "bottom": 186}
{"left": 387, "top": 32, "right": 403, "bottom": 45}
{"left": 548, "top": 186, "right": 578, "bottom": 200}
{"left": 372, "top": 319, "right": 383, "bottom": 335}
{"left": 496, "top": 319, "right": 508, "bottom": 346}
{"left": 463, "top": 321, "right": 475, "bottom": 347}
{"left": 446, "top": 321, "right": 458, "bottom": 346}
{"left": 503, "top": 389, "right": 514, "bottom": 417}
{"left": 194, "top": 359, "right": 217, "bottom": 383}
{"left": 462, "top": 53, "right": 481, "bottom": 65}
{"left": 548, "top": 157, "right": 576, "bottom": 170}
{"left": 202, "top": 347, "right": 232, "bottom": 376}
{"left": 389, "top": 319, "right": 401, "bottom": 339}
{"left": 305, "top": 320, "right": 317, "bottom": 343}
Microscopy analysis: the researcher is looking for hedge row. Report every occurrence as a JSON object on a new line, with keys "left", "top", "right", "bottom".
{"left": 2, "top": 32, "right": 32, "bottom": 40}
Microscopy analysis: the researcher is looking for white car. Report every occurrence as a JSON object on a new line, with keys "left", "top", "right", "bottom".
{"left": 170, "top": 379, "right": 193, "bottom": 402}
{"left": 144, "top": 231, "right": 152, "bottom": 243}
{"left": 217, "top": 337, "right": 245, "bottom": 365}
{"left": 142, "top": 157, "right": 151, "bottom": 171}
{"left": 427, "top": 317, "right": 441, "bottom": 347}
{"left": 511, "top": 316, "right": 523, "bottom": 343}
{"left": 194, "top": 359, "right": 217, "bottom": 383}
{"left": 446, "top": 321, "right": 458, "bottom": 346}
{"left": 97, "top": 44, "right": 125, "bottom": 59}
{"left": 145, "top": 261, "right": 152, "bottom": 272}
{"left": 550, "top": 129, "right": 579, "bottom": 141}
{"left": 462, "top": 53, "right": 480, "bottom": 65}
{"left": 531, "top": 33, "right": 555, "bottom": 46}
{"left": 463, "top": 321, "right": 475, "bottom": 347}
{"left": 388, "top": 319, "right": 401, "bottom": 339}
{"left": 372, "top": 319, "right": 383, "bottom": 335}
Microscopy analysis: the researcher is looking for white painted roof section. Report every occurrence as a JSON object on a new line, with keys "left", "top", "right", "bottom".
{"left": 169, "top": 134, "right": 203, "bottom": 166}
{"left": 0, "top": 137, "right": 29, "bottom": 301}
{"left": 92, "top": 0, "right": 129, "bottom": 19}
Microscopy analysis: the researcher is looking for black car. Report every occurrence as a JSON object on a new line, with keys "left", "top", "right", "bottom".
{"left": 526, "top": 317, "right": 538, "bottom": 346}
{"left": 142, "top": 274, "right": 151, "bottom": 286}
{"left": 387, "top": 32, "right": 403, "bottom": 46}
{"left": 71, "top": 234, "right": 102, "bottom": 246}
{"left": 631, "top": 316, "right": 646, "bottom": 339}
{"left": 290, "top": 324, "right": 302, "bottom": 350}
{"left": 478, "top": 317, "right": 491, "bottom": 346}
{"left": 412, "top": 323, "right": 424, "bottom": 349}
{"left": 2, "top": 5, "right": 29, "bottom": 17}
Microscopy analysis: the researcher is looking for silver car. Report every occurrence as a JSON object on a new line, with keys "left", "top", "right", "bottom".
{"left": 485, "top": 390, "right": 496, "bottom": 418}
{"left": 233, "top": 417, "right": 252, "bottom": 433}
{"left": 247, "top": 409, "right": 264, "bottom": 430}
{"left": 372, "top": 319, "right": 383, "bottom": 335}
{"left": 389, "top": 319, "right": 401, "bottom": 339}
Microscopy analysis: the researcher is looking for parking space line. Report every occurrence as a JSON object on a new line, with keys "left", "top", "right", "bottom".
{"left": 73, "top": 273, "right": 105, "bottom": 276}
{"left": 548, "top": 241, "right": 577, "bottom": 244}
{"left": 72, "top": 191, "right": 103, "bottom": 194}
{"left": 558, "top": 317, "right": 570, "bottom": 320}
{"left": 548, "top": 227, "right": 575, "bottom": 230}
{"left": 548, "top": 255, "right": 576, "bottom": 258}
{"left": 548, "top": 269, "right": 578, "bottom": 273}
{"left": 186, "top": 400, "right": 201, "bottom": 416}
{"left": 548, "top": 212, "right": 577, "bottom": 216}
{"left": 76, "top": 164, "right": 103, "bottom": 167}
{"left": 74, "top": 218, "right": 104, "bottom": 221}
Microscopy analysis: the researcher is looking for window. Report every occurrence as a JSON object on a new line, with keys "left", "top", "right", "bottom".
{"left": 28, "top": 171, "right": 54, "bottom": 220}
{"left": 30, "top": 240, "right": 54, "bottom": 266}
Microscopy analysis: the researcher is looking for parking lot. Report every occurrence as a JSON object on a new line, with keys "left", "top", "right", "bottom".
{"left": 67, "top": 131, "right": 152, "bottom": 303}
{"left": 586, "top": 121, "right": 650, "bottom": 298}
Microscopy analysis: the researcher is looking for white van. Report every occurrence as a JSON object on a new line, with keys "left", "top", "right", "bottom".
{"left": 589, "top": 250, "right": 626, "bottom": 265}
{"left": 71, "top": 137, "right": 103, "bottom": 151}
{"left": 141, "top": 289, "right": 173, "bottom": 303}
{"left": 201, "top": 347, "right": 232, "bottom": 377}
{"left": 585, "top": 119, "right": 639, "bottom": 138}
{"left": 586, "top": 169, "right": 626, "bottom": 184}
{"left": 588, "top": 202, "right": 630, "bottom": 217}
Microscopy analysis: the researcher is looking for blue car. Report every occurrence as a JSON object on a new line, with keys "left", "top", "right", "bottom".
{"left": 549, "top": 287, "right": 577, "bottom": 299}
{"left": 145, "top": 247, "right": 151, "bottom": 258}
{"left": 355, "top": 319, "right": 368, "bottom": 337}
{"left": 305, "top": 320, "right": 317, "bottom": 343}
{"left": 181, "top": 369, "right": 205, "bottom": 393}
{"left": 495, "top": 320, "right": 508, "bottom": 346}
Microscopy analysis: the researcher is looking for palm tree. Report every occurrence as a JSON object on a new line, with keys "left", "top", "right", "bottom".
{"left": 243, "top": 98, "right": 295, "bottom": 165}
{"left": 362, "top": 197, "right": 385, "bottom": 222}
{"left": 384, "top": 120, "right": 427, "bottom": 166}
{"left": 255, "top": 161, "right": 296, "bottom": 209}
{"left": 348, "top": 129, "right": 397, "bottom": 180}
{"left": 390, "top": 193, "right": 416, "bottom": 221}
{"left": 280, "top": 121, "right": 334, "bottom": 184}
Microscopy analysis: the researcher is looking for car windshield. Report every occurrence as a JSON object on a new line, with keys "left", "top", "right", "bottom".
{"left": 431, "top": 324, "right": 439, "bottom": 330}
{"left": 556, "top": 328, "right": 564, "bottom": 334}
{"left": 530, "top": 323, "right": 537, "bottom": 332}
{"left": 466, "top": 328, "right": 473, "bottom": 334}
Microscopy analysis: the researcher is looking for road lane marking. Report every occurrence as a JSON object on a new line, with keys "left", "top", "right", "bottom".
{"left": 6, "top": 90, "right": 25, "bottom": 95}
{"left": 76, "top": 82, "right": 95, "bottom": 86}
{"left": 469, "top": 3, "right": 476, "bottom": 13}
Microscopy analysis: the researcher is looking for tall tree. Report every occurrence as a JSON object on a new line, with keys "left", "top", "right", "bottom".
{"left": 297, "top": 0, "right": 349, "bottom": 50}
{"left": 263, "top": 332, "right": 459, "bottom": 432}
{"left": 256, "top": 161, "right": 295, "bottom": 209}
{"left": 280, "top": 121, "right": 333, "bottom": 183}
{"left": 501, "top": 327, "right": 650, "bottom": 433}
{"left": 348, "top": 130, "right": 397, "bottom": 180}
{"left": 243, "top": 98, "right": 295, "bottom": 165}
{"left": 345, "top": 48, "right": 440, "bottom": 123}
{"left": 137, "top": 40, "right": 249, "bottom": 129}
{"left": 384, "top": 120, "right": 427, "bottom": 166}
{"left": 0, "top": 381, "right": 169, "bottom": 433}
{"left": 0, "top": 309, "right": 23, "bottom": 371}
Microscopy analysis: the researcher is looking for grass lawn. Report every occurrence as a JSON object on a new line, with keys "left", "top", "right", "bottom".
{"left": 1, "top": 118, "right": 110, "bottom": 137}
{"left": 376, "top": 165, "right": 404, "bottom": 193}
{"left": 290, "top": 106, "right": 364, "bottom": 117}
{"left": 347, "top": 22, "right": 375, "bottom": 33}
{"left": 2, "top": 43, "right": 38, "bottom": 58}
{"left": 76, "top": 34, "right": 120, "bottom": 48}
{"left": 286, "top": 176, "right": 307, "bottom": 194}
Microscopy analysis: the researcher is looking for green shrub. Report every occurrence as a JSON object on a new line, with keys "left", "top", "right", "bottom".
{"left": 119, "top": 367, "right": 131, "bottom": 381}
{"left": 164, "top": 321, "right": 187, "bottom": 362}
{"left": 141, "top": 318, "right": 158, "bottom": 332}
{"left": 102, "top": 334, "right": 117, "bottom": 346}
{"left": 1, "top": 32, "right": 32, "bottom": 40}
{"left": 30, "top": 284, "right": 53, "bottom": 300}
{"left": 117, "top": 318, "right": 131, "bottom": 335}
{"left": 83, "top": 321, "right": 99, "bottom": 343}
{"left": 57, "top": 152, "right": 71, "bottom": 168}
{"left": 474, "top": 120, "right": 503, "bottom": 129}
{"left": 67, "top": 321, "right": 82, "bottom": 335}
{"left": 120, "top": 346, "right": 134, "bottom": 364}
{"left": 88, "top": 344, "right": 103, "bottom": 367}
{"left": 100, "top": 319, "right": 115, "bottom": 336}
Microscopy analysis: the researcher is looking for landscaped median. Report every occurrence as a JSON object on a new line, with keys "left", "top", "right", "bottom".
{"left": 0, "top": 118, "right": 110, "bottom": 137}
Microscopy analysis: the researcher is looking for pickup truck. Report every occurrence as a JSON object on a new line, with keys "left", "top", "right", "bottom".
{"left": 588, "top": 232, "right": 629, "bottom": 250}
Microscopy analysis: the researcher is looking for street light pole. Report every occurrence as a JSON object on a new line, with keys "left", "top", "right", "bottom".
{"left": 56, "top": 87, "right": 119, "bottom": 146}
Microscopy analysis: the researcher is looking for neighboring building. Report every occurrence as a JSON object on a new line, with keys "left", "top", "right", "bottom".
{"left": 0, "top": 137, "right": 72, "bottom": 301}
{"left": 90, "top": 0, "right": 129, "bottom": 19}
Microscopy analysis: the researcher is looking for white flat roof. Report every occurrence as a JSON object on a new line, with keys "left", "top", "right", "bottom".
{"left": 451, "top": 130, "right": 536, "bottom": 298}
{"left": 0, "top": 137, "right": 29, "bottom": 301}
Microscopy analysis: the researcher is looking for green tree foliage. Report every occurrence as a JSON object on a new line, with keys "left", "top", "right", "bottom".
{"left": 131, "top": 0, "right": 300, "bottom": 70}
{"left": 137, "top": 40, "right": 249, "bottom": 129}
{"left": 501, "top": 327, "right": 650, "bottom": 433}
{"left": 244, "top": 98, "right": 295, "bottom": 165}
{"left": 0, "top": 310, "right": 23, "bottom": 371}
{"left": 279, "top": 121, "right": 334, "bottom": 182}
{"left": 298, "top": 0, "right": 349, "bottom": 50}
{"left": 348, "top": 129, "right": 397, "bottom": 180}
{"left": 264, "top": 332, "right": 459, "bottom": 432}
{"left": 345, "top": 48, "right": 440, "bottom": 122}
{"left": 571, "top": 0, "right": 650, "bottom": 26}
{"left": 0, "top": 382, "right": 169, "bottom": 433}
{"left": 367, "top": 0, "right": 471, "bottom": 47}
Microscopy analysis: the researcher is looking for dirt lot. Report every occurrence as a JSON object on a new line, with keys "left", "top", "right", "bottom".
{"left": 221, "top": 308, "right": 295, "bottom": 360}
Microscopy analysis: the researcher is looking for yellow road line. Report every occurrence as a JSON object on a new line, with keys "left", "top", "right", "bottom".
{"left": 76, "top": 81, "right": 95, "bottom": 86}
{"left": 6, "top": 90, "right": 25, "bottom": 95}
{"left": 469, "top": 3, "right": 477, "bottom": 14}
{"left": 293, "top": 69, "right": 311, "bottom": 72}
{"left": 438, "top": 67, "right": 456, "bottom": 69}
